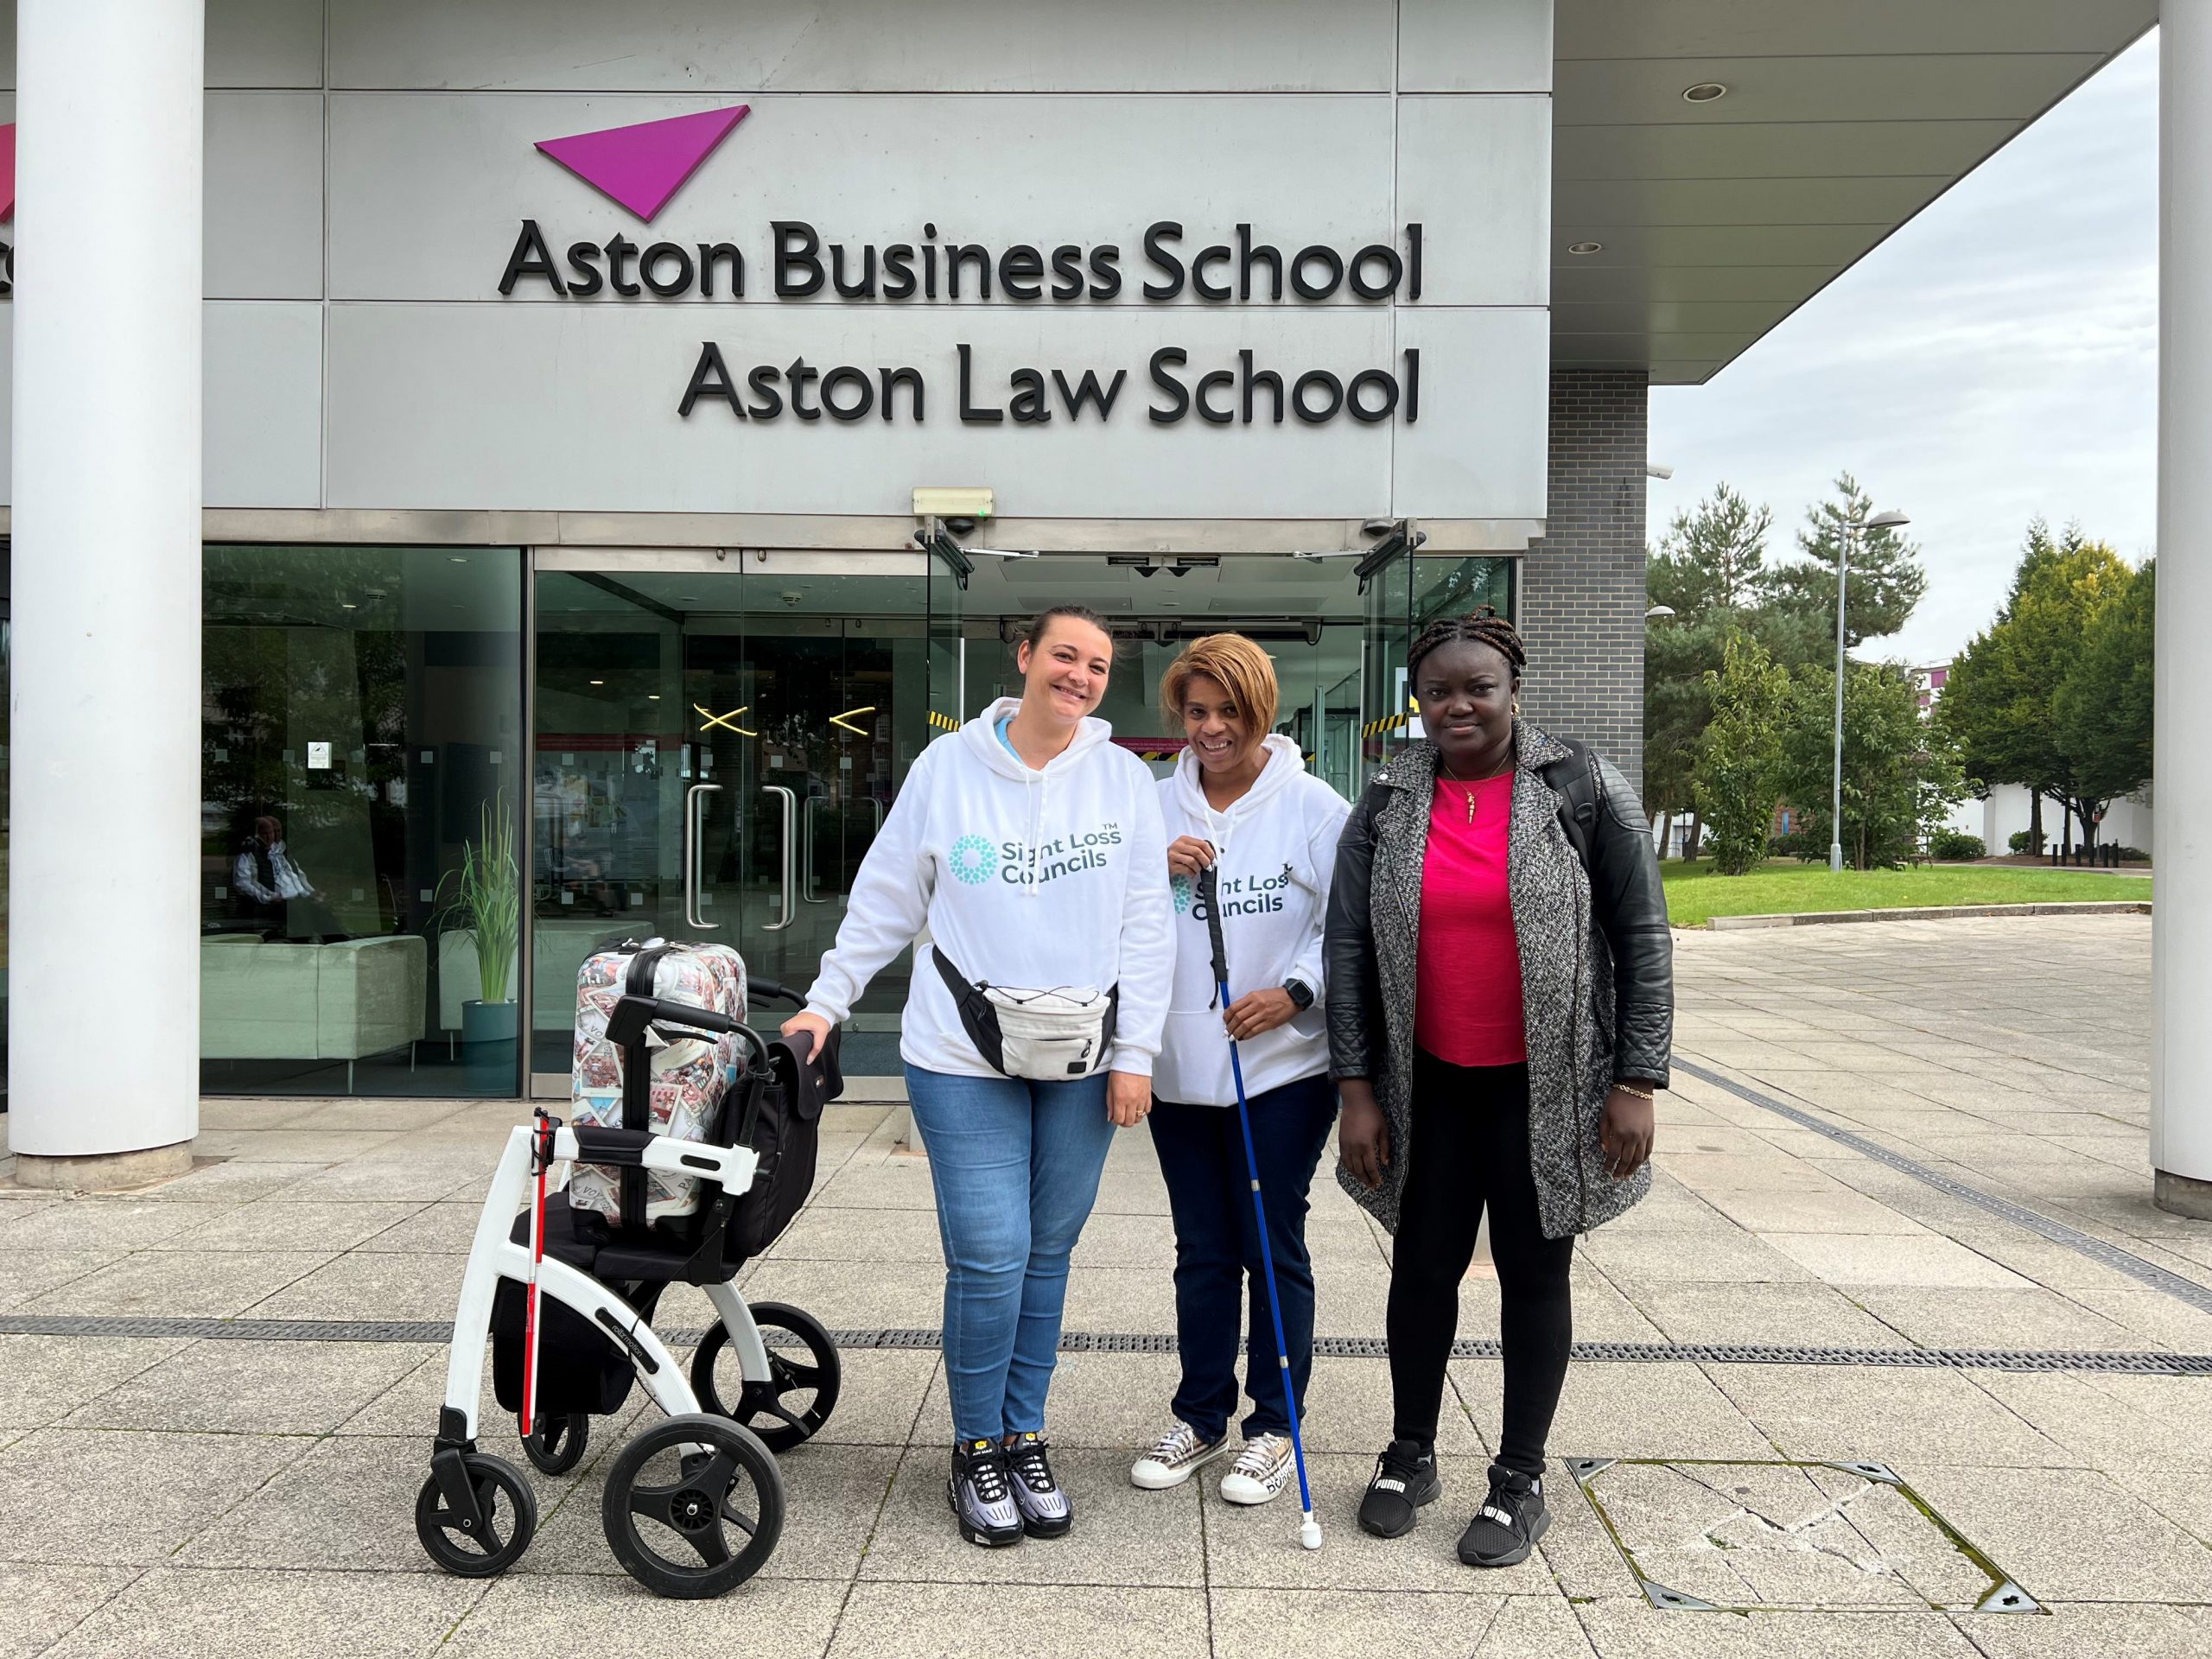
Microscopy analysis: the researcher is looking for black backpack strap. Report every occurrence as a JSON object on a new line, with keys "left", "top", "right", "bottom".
{"left": 1541, "top": 738, "right": 1603, "bottom": 877}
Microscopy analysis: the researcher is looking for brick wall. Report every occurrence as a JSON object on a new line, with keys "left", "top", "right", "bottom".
{"left": 1516, "top": 368, "right": 1649, "bottom": 795}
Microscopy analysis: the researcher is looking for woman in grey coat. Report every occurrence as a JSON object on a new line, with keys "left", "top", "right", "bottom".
{"left": 1323, "top": 608, "right": 1673, "bottom": 1568}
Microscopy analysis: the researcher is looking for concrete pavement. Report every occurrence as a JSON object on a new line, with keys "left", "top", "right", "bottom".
{"left": 0, "top": 914, "right": 2207, "bottom": 1656}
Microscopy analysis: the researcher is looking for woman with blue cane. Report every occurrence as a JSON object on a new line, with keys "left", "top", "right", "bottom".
{"left": 1129, "top": 635, "right": 1347, "bottom": 1524}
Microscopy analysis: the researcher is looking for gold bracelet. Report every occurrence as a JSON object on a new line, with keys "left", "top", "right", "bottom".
{"left": 1613, "top": 1084, "right": 1656, "bottom": 1101}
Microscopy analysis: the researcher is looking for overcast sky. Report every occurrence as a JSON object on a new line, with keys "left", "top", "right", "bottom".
{"left": 1647, "top": 29, "right": 2158, "bottom": 670}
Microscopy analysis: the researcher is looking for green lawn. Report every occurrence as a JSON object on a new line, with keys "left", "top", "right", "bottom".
{"left": 1660, "top": 858, "right": 2152, "bottom": 928}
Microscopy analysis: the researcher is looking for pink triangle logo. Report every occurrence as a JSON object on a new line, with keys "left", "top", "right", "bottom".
{"left": 0, "top": 124, "right": 16, "bottom": 221}
{"left": 534, "top": 105, "right": 750, "bottom": 224}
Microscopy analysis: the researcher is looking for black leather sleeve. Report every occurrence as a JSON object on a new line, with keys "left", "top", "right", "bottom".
{"left": 1587, "top": 755, "right": 1674, "bottom": 1087}
{"left": 1325, "top": 784, "right": 1385, "bottom": 1082}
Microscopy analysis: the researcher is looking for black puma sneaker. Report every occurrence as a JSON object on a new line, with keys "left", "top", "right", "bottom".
{"left": 1457, "top": 1464, "right": 1551, "bottom": 1567}
{"left": 1357, "top": 1438, "right": 1441, "bottom": 1537}
{"left": 948, "top": 1438, "right": 1023, "bottom": 1548}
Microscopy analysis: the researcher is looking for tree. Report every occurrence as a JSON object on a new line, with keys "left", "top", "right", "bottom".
{"left": 2054, "top": 557, "right": 2153, "bottom": 805}
{"left": 1758, "top": 472, "right": 1929, "bottom": 654}
{"left": 1643, "top": 484, "right": 1775, "bottom": 843}
{"left": 1939, "top": 522, "right": 2134, "bottom": 849}
{"left": 1779, "top": 660, "right": 1965, "bottom": 870}
{"left": 1649, "top": 483, "right": 1774, "bottom": 615}
{"left": 1693, "top": 634, "right": 1791, "bottom": 875}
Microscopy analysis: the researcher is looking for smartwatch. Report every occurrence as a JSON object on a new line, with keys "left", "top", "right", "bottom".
{"left": 1281, "top": 978, "right": 1315, "bottom": 1012}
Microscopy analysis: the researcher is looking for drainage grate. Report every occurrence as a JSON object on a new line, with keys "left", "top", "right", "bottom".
{"left": 1675, "top": 1055, "right": 2212, "bottom": 1318}
{"left": 3, "top": 1313, "right": 2209, "bottom": 1375}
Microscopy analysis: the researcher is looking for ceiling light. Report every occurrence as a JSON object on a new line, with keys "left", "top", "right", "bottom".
{"left": 1682, "top": 82, "right": 1727, "bottom": 103}
{"left": 448, "top": 556, "right": 468, "bottom": 564}
{"left": 647, "top": 694, "right": 661, "bottom": 701}
{"left": 589, "top": 679, "right": 606, "bottom": 686}
{"left": 340, "top": 601, "right": 357, "bottom": 609}
{"left": 1567, "top": 241, "right": 1604, "bottom": 256}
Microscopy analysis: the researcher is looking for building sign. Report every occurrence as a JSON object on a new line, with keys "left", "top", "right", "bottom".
{"left": 494, "top": 105, "right": 1431, "bottom": 429}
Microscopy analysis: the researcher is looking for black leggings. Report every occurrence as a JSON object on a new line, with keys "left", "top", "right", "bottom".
{"left": 1387, "top": 1052, "right": 1574, "bottom": 1479}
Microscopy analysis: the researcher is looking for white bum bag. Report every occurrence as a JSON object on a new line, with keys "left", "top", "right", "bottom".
{"left": 932, "top": 946, "right": 1119, "bottom": 1080}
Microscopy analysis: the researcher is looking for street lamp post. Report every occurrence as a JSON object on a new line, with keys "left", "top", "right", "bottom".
{"left": 1830, "top": 509, "right": 1911, "bottom": 873}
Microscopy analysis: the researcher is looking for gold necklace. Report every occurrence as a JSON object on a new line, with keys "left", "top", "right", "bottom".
{"left": 1439, "top": 756, "right": 1511, "bottom": 823}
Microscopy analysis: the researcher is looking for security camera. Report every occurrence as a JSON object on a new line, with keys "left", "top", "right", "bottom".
{"left": 1644, "top": 463, "right": 1674, "bottom": 480}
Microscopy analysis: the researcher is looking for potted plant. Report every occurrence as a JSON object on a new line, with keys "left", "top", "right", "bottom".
{"left": 433, "top": 793, "right": 521, "bottom": 1060}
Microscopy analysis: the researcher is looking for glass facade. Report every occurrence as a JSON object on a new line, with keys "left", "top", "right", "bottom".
{"left": 98, "top": 543, "right": 1509, "bottom": 1099}
{"left": 200, "top": 545, "right": 524, "bottom": 1096}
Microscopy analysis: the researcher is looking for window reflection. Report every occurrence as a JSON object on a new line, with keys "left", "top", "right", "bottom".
{"left": 200, "top": 546, "right": 523, "bottom": 1096}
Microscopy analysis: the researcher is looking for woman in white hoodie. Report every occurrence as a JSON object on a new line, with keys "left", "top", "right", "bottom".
{"left": 1127, "top": 633, "right": 1350, "bottom": 1507}
{"left": 783, "top": 605, "right": 1172, "bottom": 1549}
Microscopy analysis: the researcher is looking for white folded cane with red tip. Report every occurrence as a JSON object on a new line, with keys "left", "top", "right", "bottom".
{"left": 520, "top": 1109, "right": 555, "bottom": 1439}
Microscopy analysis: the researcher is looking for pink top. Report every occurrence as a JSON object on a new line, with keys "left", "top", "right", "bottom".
{"left": 1414, "top": 771, "right": 1527, "bottom": 1067}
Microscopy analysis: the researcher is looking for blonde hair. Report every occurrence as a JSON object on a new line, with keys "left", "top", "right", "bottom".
{"left": 1159, "top": 632, "right": 1280, "bottom": 738}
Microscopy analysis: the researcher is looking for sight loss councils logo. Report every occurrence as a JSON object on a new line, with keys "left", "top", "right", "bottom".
{"left": 949, "top": 836, "right": 998, "bottom": 885}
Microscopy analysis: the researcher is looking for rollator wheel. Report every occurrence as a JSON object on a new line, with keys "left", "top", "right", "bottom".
{"left": 601, "top": 1413, "right": 785, "bottom": 1599}
{"left": 691, "top": 1301, "right": 843, "bottom": 1453}
{"left": 414, "top": 1452, "right": 537, "bottom": 1578}
{"left": 520, "top": 1411, "right": 590, "bottom": 1476}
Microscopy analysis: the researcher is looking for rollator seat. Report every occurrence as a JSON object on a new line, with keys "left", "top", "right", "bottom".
{"left": 506, "top": 1191, "right": 741, "bottom": 1287}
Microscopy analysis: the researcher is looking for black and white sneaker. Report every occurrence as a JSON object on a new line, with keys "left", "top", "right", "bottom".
{"left": 1004, "top": 1431, "right": 1074, "bottom": 1538}
{"left": 1457, "top": 1465, "right": 1550, "bottom": 1567}
{"left": 1357, "top": 1438, "right": 1441, "bottom": 1538}
{"left": 948, "top": 1438, "right": 1024, "bottom": 1548}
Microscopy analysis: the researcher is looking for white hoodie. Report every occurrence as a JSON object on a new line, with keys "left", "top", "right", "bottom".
{"left": 1153, "top": 734, "right": 1351, "bottom": 1106}
{"left": 802, "top": 697, "right": 1173, "bottom": 1080}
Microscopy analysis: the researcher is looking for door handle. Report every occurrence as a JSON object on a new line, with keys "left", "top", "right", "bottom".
{"left": 761, "top": 785, "right": 798, "bottom": 931}
{"left": 802, "top": 797, "right": 830, "bottom": 904}
{"left": 683, "top": 783, "right": 723, "bottom": 931}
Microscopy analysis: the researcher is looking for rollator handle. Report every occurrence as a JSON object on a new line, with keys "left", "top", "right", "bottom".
{"left": 606, "top": 993, "right": 771, "bottom": 1070}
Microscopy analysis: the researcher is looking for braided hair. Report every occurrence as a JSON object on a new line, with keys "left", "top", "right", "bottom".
{"left": 1407, "top": 606, "right": 1526, "bottom": 686}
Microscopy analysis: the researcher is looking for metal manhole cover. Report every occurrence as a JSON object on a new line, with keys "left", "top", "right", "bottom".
{"left": 1565, "top": 1458, "right": 2041, "bottom": 1616}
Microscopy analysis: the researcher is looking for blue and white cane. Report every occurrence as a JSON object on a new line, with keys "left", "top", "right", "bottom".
{"left": 1196, "top": 863, "right": 1323, "bottom": 1550}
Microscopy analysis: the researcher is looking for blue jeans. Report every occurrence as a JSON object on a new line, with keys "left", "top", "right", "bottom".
{"left": 1147, "top": 1071, "right": 1338, "bottom": 1440}
{"left": 903, "top": 1065, "right": 1116, "bottom": 1443}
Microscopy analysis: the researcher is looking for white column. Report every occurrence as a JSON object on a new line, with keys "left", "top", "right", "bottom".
{"left": 2154, "top": 3, "right": 2212, "bottom": 1217}
{"left": 10, "top": 1, "right": 204, "bottom": 1185}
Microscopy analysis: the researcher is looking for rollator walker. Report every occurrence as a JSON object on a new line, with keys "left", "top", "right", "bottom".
{"left": 415, "top": 971, "right": 841, "bottom": 1599}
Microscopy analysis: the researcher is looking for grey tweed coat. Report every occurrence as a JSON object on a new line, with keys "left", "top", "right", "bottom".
{"left": 1322, "top": 722, "right": 1674, "bottom": 1239}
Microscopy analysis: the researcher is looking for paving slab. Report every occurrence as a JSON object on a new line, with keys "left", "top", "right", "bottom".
{"left": 1755, "top": 1232, "right": 2035, "bottom": 1290}
{"left": 41, "top": 1566, "right": 482, "bottom": 1659}
{"left": 1904, "top": 1465, "right": 2212, "bottom": 1602}
{"left": 0, "top": 1427, "right": 315, "bottom": 1567}
{"left": 0, "top": 1561, "right": 142, "bottom": 1658}
{"left": 242, "top": 1247, "right": 465, "bottom": 1320}
{"left": 1209, "top": 1586, "right": 1577, "bottom": 1659}
{"left": 446, "top": 1573, "right": 846, "bottom": 1658}
{"left": 61, "top": 1338, "right": 437, "bottom": 1435}
{"left": 0, "top": 1249, "right": 127, "bottom": 1311}
{"left": 179, "top": 1430, "right": 580, "bottom": 1573}
{"left": 1702, "top": 1365, "right": 2074, "bottom": 1468}
{"left": 861, "top": 1444, "right": 1205, "bottom": 1587}
{"left": 162, "top": 1198, "right": 429, "bottom": 1253}
{"left": 830, "top": 1582, "right": 1209, "bottom": 1659}
{"left": 1569, "top": 1599, "right": 1989, "bottom": 1658}
{"left": 21, "top": 1247, "right": 341, "bottom": 1319}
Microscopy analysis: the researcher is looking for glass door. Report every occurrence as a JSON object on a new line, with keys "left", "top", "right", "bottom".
{"left": 530, "top": 549, "right": 931, "bottom": 1091}
{"left": 1358, "top": 534, "right": 1417, "bottom": 784}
